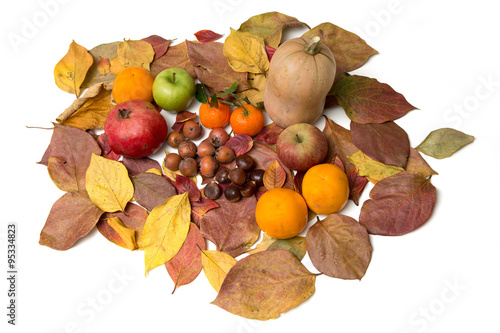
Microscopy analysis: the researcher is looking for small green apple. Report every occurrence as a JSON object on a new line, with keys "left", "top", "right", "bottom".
{"left": 152, "top": 68, "right": 196, "bottom": 112}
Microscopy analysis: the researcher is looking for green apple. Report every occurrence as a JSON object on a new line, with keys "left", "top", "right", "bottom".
{"left": 152, "top": 68, "right": 196, "bottom": 112}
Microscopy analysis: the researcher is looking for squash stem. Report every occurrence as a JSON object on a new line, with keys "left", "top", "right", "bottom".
{"left": 304, "top": 36, "right": 322, "bottom": 55}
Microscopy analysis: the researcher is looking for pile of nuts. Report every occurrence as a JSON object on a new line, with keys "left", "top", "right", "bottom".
{"left": 164, "top": 126, "right": 265, "bottom": 203}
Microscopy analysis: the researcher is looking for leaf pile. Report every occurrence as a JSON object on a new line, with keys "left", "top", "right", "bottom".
{"left": 39, "top": 11, "right": 475, "bottom": 321}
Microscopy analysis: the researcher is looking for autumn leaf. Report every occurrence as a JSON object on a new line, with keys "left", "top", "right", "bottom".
{"left": 97, "top": 203, "right": 148, "bottom": 250}
{"left": 306, "top": 214, "right": 372, "bottom": 280}
{"left": 194, "top": 30, "right": 223, "bottom": 43}
{"left": 406, "top": 148, "right": 438, "bottom": 178}
{"left": 346, "top": 167, "right": 369, "bottom": 204}
{"left": 239, "top": 72, "right": 267, "bottom": 106}
{"left": 175, "top": 175, "right": 201, "bottom": 202}
{"left": 416, "top": 128, "right": 474, "bottom": 159}
{"left": 97, "top": 134, "right": 121, "bottom": 161}
{"left": 302, "top": 23, "right": 377, "bottom": 75}
{"left": 85, "top": 153, "right": 134, "bottom": 212}
{"left": 54, "top": 40, "right": 93, "bottom": 97}
{"left": 322, "top": 116, "right": 357, "bottom": 172}
{"left": 191, "top": 197, "right": 219, "bottom": 227}
{"left": 171, "top": 111, "right": 197, "bottom": 132}
{"left": 106, "top": 217, "right": 138, "bottom": 251}
{"left": 223, "top": 28, "right": 269, "bottom": 75}
{"left": 109, "top": 56, "right": 126, "bottom": 75}
{"left": 200, "top": 250, "right": 237, "bottom": 292}
{"left": 348, "top": 150, "right": 404, "bottom": 183}
{"left": 143, "top": 192, "right": 191, "bottom": 275}
{"left": 263, "top": 159, "right": 286, "bottom": 190}
{"left": 81, "top": 41, "right": 120, "bottom": 90}
{"left": 150, "top": 41, "right": 196, "bottom": 78}
{"left": 117, "top": 39, "right": 155, "bottom": 70}
{"left": 333, "top": 75, "right": 416, "bottom": 123}
{"left": 224, "top": 134, "right": 253, "bottom": 156}
{"left": 212, "top": 250, "right": 317, "bottom": 320}
{"left": 254, "top": 122, "right": 284, "bottom": 145}
{"left": 122, "top": 156, "right": 162, "bottom": 176}
{"left": 40, "top": 191, "right": 104, "bottom": 250}
{"left": 56, "top": 83, "right": 114, "bottom": 131}
{"left": 186, "top": 40, "right": 249, "bottom": 94}
{"left": 351, "top": 121, "right": 411, "bottom": 168}
{"left": 360, "top": 171, "right": 437, "bottom": 236}
{"left": 165, "top": 223, "right": 206, "bottom": 293}
{"left": 248, "top": 235, "right": 307, "bottom": 261}
{"left": 97, "top": 57, "right": 111, "bottom": 76}
{"left": 200, "top": 196, "right": 261, "bottom": 257}
{"left": 131, "top": 172, "right": 177, "bottom": 212}
{"left": 238, "top": 12, "right": 308, "bottom": 49}
{"left": 142, "top": 35, "right": 171, "bottom": 59}
{"left": 46, "top": 124, "right": 102, "bottom": 192}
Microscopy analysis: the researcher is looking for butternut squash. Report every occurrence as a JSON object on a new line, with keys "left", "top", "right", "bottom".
{"left": 263, "top": 36, "right": 336, "bottom": 128}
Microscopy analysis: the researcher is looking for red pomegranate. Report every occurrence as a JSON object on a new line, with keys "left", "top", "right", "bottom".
{"left": 104, "top": 100, "right": 168, "bottom": 158}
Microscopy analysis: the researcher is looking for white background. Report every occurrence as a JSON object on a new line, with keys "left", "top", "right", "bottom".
{"left": 1, "top": 0, "right": 499, "bottom": 332}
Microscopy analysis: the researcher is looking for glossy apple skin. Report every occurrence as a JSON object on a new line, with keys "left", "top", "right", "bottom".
{"left": 152, "top": 68, "right": 196, "bottom": 112}
{"left": 276, "top": 123, "right": 328, "bottom": 171}
{"left": 104, "top": 100, "right": 168, "bottom": 158}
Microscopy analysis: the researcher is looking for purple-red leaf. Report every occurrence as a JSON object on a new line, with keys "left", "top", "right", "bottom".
{"left": 171, "top": 111, "right": 197, "bottom": 132}
{"left": 122, "top": 156, "right": 162, "bottom": 176}
{"left": 351, "top": 121, "right": 410, "bottom": 168}
{"left": 194, "top": 30, "right": 224, "bottom": 43}
{"left": 225, "top": 134, "right": 253, "bottom": 156}
{"left": 360, "top": 171, "right": 436, "bottom": 236}
{"left": 131, "top": 172, "right": 177, "bottom": 211}
{"left": 334, "top": 75, "right": 416, "bottom": 123}
{"left": 175, "top": 175, "right": 201, "bottom": 202}
{"left": 255, "top": 122, "right": 284, "bottom": 145}
{"left": 265, "top": 45, "right": 276, "bottom": 61}
{"left": 142, "top": 35, "right": 171, "bottom": 59}
{"left": 191, "top": 196, "right": 219, "bottom": 227}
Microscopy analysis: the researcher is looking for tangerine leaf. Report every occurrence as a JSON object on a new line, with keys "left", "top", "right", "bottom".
{"left": 333, "top": 75, "right": 416, "bottom": 123}
{"left": 359, "top": 171, "right": 437, "bottom": 236}
{"left": 54, "top": 40, "right": 93, "bottom": 97}
{"left": 143, "top": 192, "right": 191, "bottom": 275}
{"left": 212, "top": 250, "right": 317, "bottom": 320}
{"left": 416, "top": 128, "right": 474, "bottom": 159}
{"left": 39, "top": 191, "right": 104, "bottom": 250}
{"left": 307, "top": 214, "right": 372, "bottom": 280}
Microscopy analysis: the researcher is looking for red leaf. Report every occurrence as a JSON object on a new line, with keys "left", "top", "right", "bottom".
{"left": 122, "top": 156, "right": 162, "bottom": 176}
{"left": 346, "top": 167, "right": 368, "bottom": 206}
{"left": 191, "top": 196, "right": 219, "bottom": 227}
{"left": 225, "top": 134, "right": 253, "bottom": 155}
{"left": 97, "top": 134, "right": 120, "bottom": 161}
{"left": 165, "top": 223, "right": 206, "bottom": 293}
{"left": 194, "top": 29, "right": 224, "bottom": 43}
{"left": 334, "top": 75, "right": 416, "bottom": 123}
{"left": 142, "top": 35, "right": 171, "bottom": 59}
{"left": 359, "top": 171, "right": 436, "bottom": 236}
{"left": 351, "top": 121, "right": 410, "bottom": 168}
{"left": 254, "top": 122, "right": 284, "bottom": 145}
{"left": 131, "top": 173, "right": 177, "bottom": 211}
{"left": 175, "top": 175, "right": 201, "bottom": 202}
{"left": 293, "top": 171, "right": 306, "bottom": 195}
{"left": 171, "top": 110, "right": 197, "bottom": 132}
{"left": 265, "top": 45, "right": 276, "bottom": 61}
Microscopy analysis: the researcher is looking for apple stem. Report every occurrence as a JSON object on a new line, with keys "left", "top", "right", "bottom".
{"left": 118, "top": 108, "right": 131, "bottom": 119}
{"left": 295, "top": 133, "right": 302, "bottom": 143}
{"left": 172, "top": 72, "right": 176, "bottom": 84}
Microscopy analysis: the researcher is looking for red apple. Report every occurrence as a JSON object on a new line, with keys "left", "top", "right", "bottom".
{"left": 276, "top": 123, "right": 328, "bottom": 171}
{"left": 105, "top": 100, "right": 168, "bottom": 158}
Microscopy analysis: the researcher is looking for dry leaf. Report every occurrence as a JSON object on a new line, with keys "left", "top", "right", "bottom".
{"left": 142, "top": 35, "right": 171, "bottom": 59}
{"left": 81, "top": 41, "right": 120, "bottom": 90}
{"left": 131, "top": 172, "right": 177, "bottom": 212}
{"left": 223, "top": 28, "right": 269, "bottom": 74}
{"left": 56, "top": 83, "right": 114, "bottom": 131}
{"left": 97, "top": 57, "right": 111, "bottom": 76}
{"left": 117, "top": 39, "right": 155, "bottom": 70}
{"left": 348, "top": 150, "right": 404, "bottom": 183}
{"left": 151, "top": 41, "right": 196, "bottom": 78}
{"left": 85, "top": 153, "right": 134, "bottom": 212}
{"left": 107, "top": 217, "right": 138, "bottom": 251}
{"left": 263, "top": 159, "right": 286, "bottom": 190}
{"left": 416, "top": 128, "right": 474, "bottom": 159}
{"left": 143, "top": 192, "right": 191, "bottom": 275}
{"left": 54, "top": 40, "right": 93, "bottom": 97}
{"left": 239, "top": 72, "right": 267, "bottom": 105}
{"left": 200, "top": 250, "right": 237, "bottom": 292}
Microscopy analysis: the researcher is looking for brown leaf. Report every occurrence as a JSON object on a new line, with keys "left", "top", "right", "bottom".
{"left": 212, "top": 249, "right": 317, "bottom": 320}
{"left": 200, "top": 196, "right": 260, "bottom": 257}
{"left": 406, "top": 148, "right": 438, "bottom": 178}
{"left": 334, "top": 75, "right": 416, "bottom": 124}
{"left": 97, "top": 134, "right": 121, "bottom": 161}
{"left": 97, "top": 202, "right": 148, "bottom": 250}
{"left": 191, "top": 197, "right": 219, "bottom": 227}
{"left": 267, "top": 236, "right": 307, "bottom": 261}
{"left": 360, "top": 171, "right": 437, "bottom": 236}
{"left": 346, "top": 167, "right": 368, "bottom": 205}
{"left": 97, "top": 57, "right": 111, "bottom": 76}
{"left": 351, "top": 121, "right": 410, "bottom": 168}
{"left": 131, "top": 172, "right": 177, "bottom": 212}
{"left": 302, "top": 23, "right": 377, "bottom": 74}
{"left": 54, "top": 40, "right": 93, "bottom": 97}
{"left": 142, "top": 35, "right": 171, "bottom": 59}
{"left": 194, "top": 30, "right": 223, "bottom": 43}
{"left": 40, "top": 191, "right": 104, "bottom": 250}
{"left": 56, "top": 83, "right": 114, "bottom": 131}
{"left": 254, "top": 122, "right": 284, "bottom": 145}
{"left": 165, "top": 223, "right": 206, "bottom": 293}
{"left": 247, "top": 142, "right": 294, "bottom": 190}
{"left": 46, "top": 124, "right": 102, "bottom": 192}
{"left": 238, "top": 12, "right": 308, "bottom": 49}
{"left": 186, "top": 40, "right": 249, "bottom": 94}
{"left": 150, "top": 41, "right": 196, "bottom": 78}
{"left": 307, "top": 214, "right": 372, "bottom": 280}
{"left": 263, "top": 159, "right": 286, "bottom": 190}
{"left": 175, "top": 175, "right": 201, "bottom": 202}
{"left": 224, "top": 134, "right": 253, "bottom": 156}
{"left": 82, "top": 41, "right": 120, "bottom": 90}
{"left": 122, "top": 156, "right": 162, "bottom": 176}
{"left": 416, "top": 128, "right": 475, "bottom": 159}
{"left": 322, "top": 116, "right": 357, "bottom": 175}
{"left": 171, "top": 111, "right": 197, "bottom": 132}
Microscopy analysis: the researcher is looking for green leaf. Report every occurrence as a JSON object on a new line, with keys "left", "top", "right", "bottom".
{"left": 416, "top": 128, "right": 474, "bottom": 159}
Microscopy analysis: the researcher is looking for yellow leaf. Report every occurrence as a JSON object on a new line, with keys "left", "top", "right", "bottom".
{"left": 107, "top": 217, "right": 138, "bottom": 250}
{"left": 86, "top": 153, "right": 134, "bottom": 212}
{"left": 223, "top": 28, "right": 269, "bottom": 74}
{"left": 56, "top": 83, "right": 114, "bottom": 131}
{"left": 146, "top": 168, "right": 162, "bottom": 176}
{"left": 110, "top": 56, "right": 126, "bottom": 75}
{"left": 117, "top": 39, "right": 155, "bottom": 70}
{"left": 143, "top": 192, "right": 191, "bottom": 275}
{"left": 239, "top": 72, "right": 267, "bottom": 105}
{"left": 348, "top": 150, "right": 404, "bottom": 184}
{"left": 200, "top": 250, "right": 237, "bottom": 292}
{"left": 54, "top": 40, "right": 94, "bottom": 97}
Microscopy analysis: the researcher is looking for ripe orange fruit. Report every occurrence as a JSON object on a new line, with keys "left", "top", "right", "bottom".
{"left": 229, "top": 104, "right": 265, "bottom": 137}
{"left": 301, "top": 163, "right": 350, "bottom": 215}
{"left": 199, "top": 99, "right": 231, "bottom": 129}
{"left": 255, "top": 187, "right": 308, "bottom": 239}
{"left": 112, "top": 66, "right": 155, "bottom": 105}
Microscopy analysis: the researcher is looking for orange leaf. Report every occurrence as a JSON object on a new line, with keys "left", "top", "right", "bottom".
{"left": 263, "top": 159, "right": 286, "bottom": 190}
{"left": 54, "top": 40, "right": 93, "bottom": 97}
